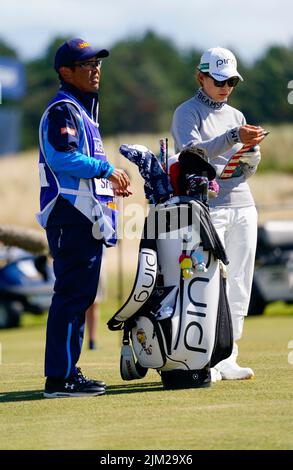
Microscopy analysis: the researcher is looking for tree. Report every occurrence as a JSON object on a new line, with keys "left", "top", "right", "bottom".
{"left": 5, "top": 33, "right": 293, "bottom": 150}
{"left": 0, "top": 38, "right": 18, "bottom": 58}
{"left": 233, "top": 46, "right": 293, "bottom": 124}
{"left": 21, "top": 36, "right": 69, "bottom": 148}
{"left": 100, "top": 31, "right": 195, "bottom": 135}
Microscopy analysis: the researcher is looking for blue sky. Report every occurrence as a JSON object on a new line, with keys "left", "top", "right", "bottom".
{"left": 1, "top": 0, "right": 293, "bottom": 64}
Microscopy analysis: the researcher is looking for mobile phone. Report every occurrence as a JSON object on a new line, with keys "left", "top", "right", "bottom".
{"left": 262, "top": 130, "right": 270, "bottom": 137}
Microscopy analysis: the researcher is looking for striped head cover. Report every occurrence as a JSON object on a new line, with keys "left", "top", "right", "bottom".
{"left": 220, "top": 144, "right": 252, "bottom": 179}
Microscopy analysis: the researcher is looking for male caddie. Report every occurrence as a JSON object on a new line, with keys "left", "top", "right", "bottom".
{"left": 37, "top": 38, "right": 131, "bottom": 397}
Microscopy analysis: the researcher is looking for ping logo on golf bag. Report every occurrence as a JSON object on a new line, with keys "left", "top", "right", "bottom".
{"left": 134, "top": 253, "right": 156, "bottom": 303}
{"left": 111, "top": 248, "right": 157, "bottom": 324}
{"left": 183, "top": 277, "right": 209, "bottom": 354}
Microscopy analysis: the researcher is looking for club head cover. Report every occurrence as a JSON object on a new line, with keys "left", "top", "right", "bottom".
{"left": 178, "top": 147, "right": 216, "bottom": 195}
{"left": 120, "top": 344, "right": 148, "bottom": 380}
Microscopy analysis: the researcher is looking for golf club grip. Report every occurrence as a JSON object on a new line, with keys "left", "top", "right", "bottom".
{"left": 159, "top": 137, "right": 168, "bottom": 171}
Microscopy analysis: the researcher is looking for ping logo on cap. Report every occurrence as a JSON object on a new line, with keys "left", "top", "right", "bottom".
{"left": 216, "top": 58, "right": 236, "bottom": 67}
{"left": 78, "top": 42, "right": 90, "bottom": 49}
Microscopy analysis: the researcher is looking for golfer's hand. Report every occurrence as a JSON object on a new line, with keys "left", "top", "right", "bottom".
{"left": 239, "top": 125, "right": 266, "bottom": 145}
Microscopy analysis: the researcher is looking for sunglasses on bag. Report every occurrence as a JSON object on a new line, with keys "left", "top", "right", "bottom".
{"left": 206, "top": 73, "right": 240, "bottom": 88}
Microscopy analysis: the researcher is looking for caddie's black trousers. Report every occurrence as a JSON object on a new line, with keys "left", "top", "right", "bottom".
{"left": 44, "top": 197, "right": 103, "bottom": 378}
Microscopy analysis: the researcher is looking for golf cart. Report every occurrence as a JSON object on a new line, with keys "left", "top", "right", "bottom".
{"left": 0, "top": 246, "right": 54, "bottom": 328}
{"left": 248, "top": 220, "right": 293, "bottom": 315}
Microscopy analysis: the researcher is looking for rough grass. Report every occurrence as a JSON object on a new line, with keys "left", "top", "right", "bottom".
{"left": 0, "top": 312, "right": 293, "bottom": 450}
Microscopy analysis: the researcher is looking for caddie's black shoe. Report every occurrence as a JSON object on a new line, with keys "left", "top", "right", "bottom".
{"left": 76, "top": 367, "right": 106, "bottom": 388}
{"left": 44, "top": 373, "right": 106, "bottom": 398}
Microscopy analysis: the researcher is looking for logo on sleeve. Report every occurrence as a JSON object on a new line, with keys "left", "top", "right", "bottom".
{"left": 61, "top": 127, "right": 77, "bottom": 136}
{"left": 93, "top": 137, "right": 104, "bottom": 154}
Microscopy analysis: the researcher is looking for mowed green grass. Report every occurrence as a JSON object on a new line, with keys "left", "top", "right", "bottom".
{"left": 0, "top": 310, "right": 293, "bottom": 450}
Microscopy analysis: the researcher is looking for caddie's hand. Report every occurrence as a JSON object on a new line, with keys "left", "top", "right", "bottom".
{"left": 239, "top": 145, "right": 261, "bottom": 167}
{"left": 239, "top": 125, "right": 266, "bottom": 145}
{"left": 114, "top": 187, "right": 133, "bottom": 198}
{"left": 109, "top": 168, "right": 130, "bottom": 190}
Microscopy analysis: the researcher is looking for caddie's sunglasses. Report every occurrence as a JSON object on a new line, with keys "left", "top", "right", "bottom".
{"left": 206, "top": 73, "right": 240, "bottom": 88}
{"left": 73, "top": 59, "right": 102, "bottom": 70}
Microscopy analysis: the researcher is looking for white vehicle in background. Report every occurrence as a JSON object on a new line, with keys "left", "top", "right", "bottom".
{"left": 248, "top": 220, "right": 293, "bottom": 315}
{"left": 0, "top": 247, "right": 54, "bottom": 328}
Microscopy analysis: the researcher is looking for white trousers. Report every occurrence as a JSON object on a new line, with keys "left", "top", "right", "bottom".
{"left": 210, "top": 205, "right": 258, "bottom": 342}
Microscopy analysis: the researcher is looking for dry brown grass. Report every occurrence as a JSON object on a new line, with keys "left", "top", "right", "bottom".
{"left": 1, "top": 133, "right": 293, "bottom": 277}
{"left": 0, "top": 150, "right": 40, "bottom": 228}
{"left": 259, "top": 124, "right": 293, "bottom": 172}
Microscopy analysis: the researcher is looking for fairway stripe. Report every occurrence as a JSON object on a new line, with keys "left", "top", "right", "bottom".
{"left": 65, "top": 323, "right": 73, "bottom": 379}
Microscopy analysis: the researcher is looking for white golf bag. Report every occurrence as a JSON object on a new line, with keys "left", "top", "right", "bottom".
{"left": 108, "top": 191, "right": 233, "bottom": 389}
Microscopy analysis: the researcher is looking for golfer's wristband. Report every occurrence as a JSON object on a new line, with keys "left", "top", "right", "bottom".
{"left": 227, "top": 126, "right": 241, "bottom": 145}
